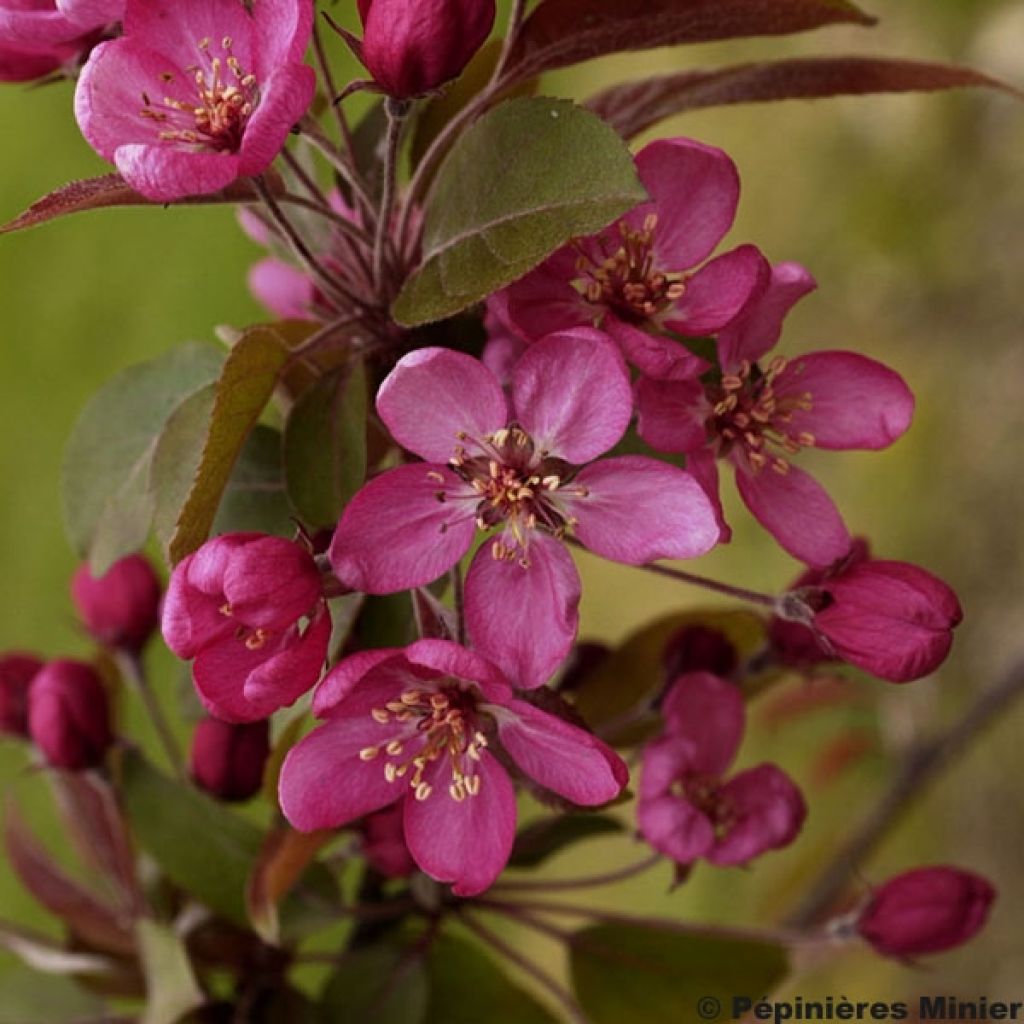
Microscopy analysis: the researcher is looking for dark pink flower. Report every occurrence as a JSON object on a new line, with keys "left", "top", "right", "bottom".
{"left": 503, "top": 138, "right": 769, "bottom": 379}
{"left": 856, "top": 866, "right": 995, "bottom": 958}
{"left": 362, "top": 804, "right": 416, "bottom": 878}
{"left": 0, "top": 0, "right": 120, "bottom": 48}
{"left": 329, "top": 332, "right": 719, "bottom": 686}
{"left": 357, "top": 0, "right": 495, "bottom": 100}
{"left": 71, "top": 553, "right": 161, "bottom": 654}
{"left": 280, "top": 639, "right": 627, "bottom": 896}
{"left": 190, "top": 715, "right": 270, "bottom": 802}
{"left": 638, "top": 671, "right": 805, "bottom": 867}
{"left": 0, "top": 653, "right": 43, "bottom": 737}
{"left": 27, "top": 659, "right": 113, "bottom": 771}
{"left": 162, "top": 533, "right": 330, "bottom": 722}
{"left": 636, "top": 262, "right": 915, "bottom": 566}
{"left": 0, "top": 37, "right": 71, "bottom": 81}
{"left": 74, "top": 0, "right": 315, "bottom": 201}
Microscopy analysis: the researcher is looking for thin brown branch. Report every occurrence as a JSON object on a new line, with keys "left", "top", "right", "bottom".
{"left": 492, "top": 852, "right": 663, "bottom": 894}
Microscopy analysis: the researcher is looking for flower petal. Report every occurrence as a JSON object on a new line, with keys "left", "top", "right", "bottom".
{"left": 329, "top": 463, "right": 477, "bottom": 593}
{"left": 241, "top": 608, "right": 330, "bottom": 710}
{"left": 123, "top": 0, "right": 256, "bottom": 70}
{"left": 114, "top": 144, "right": 240, "bottom": 202}
{"left": 312, "top": 648, "right": 404, "bottom": 718}
{"left": 222, "top": 536, "right": 321, "bottom": 630}
{"left": 568, "top": 457, "right": 720, "bottom": 564}
{"left": 405, "top": 639, "right": 513, "bottom": 705}
{"left": 238, "top": 63, "right": 316, "bottom": 177}
{"left": 635, "top": 376, "right": 707, "bottom": 454}
{"left": 249, "top": 258, "right": 314, "bottom": 320}
{"left": 605, "top": 317, "right": 708, "bottom": 381}
{"left": 503, "top": 246, "right": 593, "bottom": 342}
{"left": 252, "top": 0, "right": 314, "bottom": 70}
{"left": 464, "top": 534, "right": 580, "bottom": 689}
{"left": 661, "top": 672, "right": 745, "bottom": 776}
{"left": 687, "top": 449, "right": 732, "bottom": 545}
{"left": 376, "top": 348, "right": 508, "bottom": 463}
{"left": 162, "top": 555, "right": 234, "bottom": 659}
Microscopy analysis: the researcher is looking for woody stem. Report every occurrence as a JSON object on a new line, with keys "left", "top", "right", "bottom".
{"left": 374, "top": 98, "right": 407, "bottom": 290}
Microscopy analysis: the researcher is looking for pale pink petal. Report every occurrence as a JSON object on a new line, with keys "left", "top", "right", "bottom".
{"left": 238, "top": 206, "right": 272, "bottom": 246}
{"left": 114, "top": 144, "right": 240, "bottom": 202}
{"left": 405, "top": 639, "right": 513, "bottom": 705}
{"left": 661, "top": 672, "right": 745, "bottom": 775}
{"left": 663, "top": 245, "right": 769, "bottom": 337}
{"left": 279, "top": 717, "right": 402, "bottom": 831}
{"left": 237, "top": 63, "right": 316, "bottom": 176}
{"left": 464, "top": 534, "right": 580, "bottom": 689}
{"left": 687, "top": 449, "right": 731, "bottom": 546}
{"left": 511, "top": 330, "right": 632, "bottom": 463}
{"left": 638, "top": 790, "right": 715, "bottom": 866}
{"left": 329, "top": 464, "right": 477, "bottom": 593}
{"left": 503, "top": 247, "right": 593, "bottom": 342}
{"left": 635, "top": 377, "right": 707, "bottom": 454}
{"left": 403, "top": 753, "right": 516, "bottom": 897}
{"left": 710, "top": 764, "right": 806, "bottom": 866}
{"left": 718, "top": 262, "right": 817, "bottom": 371}
{"left": 249, "top": 258, "right": 313, "bottom": 320}
{"left": 605, "top": 317, "right": 708, "bottom": 381}
{"left": 735, "top": 463, "right": 851, "bottom": 568}
{"left": 568, "top": 457, "right": 720, "bottom": 564}
{"left": 312, "top": 648, "right": 404, "bottom": 718}
{"left": 497, "top": 699, "right": 627, "bottom": 806}
{"left": 774, "top": 351, "right": 914, "bottom": 451}
{"left": 376, "top": 349, "right": 508, "bottom": 462}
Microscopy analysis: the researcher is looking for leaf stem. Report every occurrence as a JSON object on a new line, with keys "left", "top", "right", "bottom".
{"left": 115, "top": 652, "right": 184, "bottom": 779}
{"left": 492, "top": 852, "right": 663, "bottom": 893}
{"left": 374, "top": 98, "right": 407, "bottom": 290}
{"left": 490, "top": 0, "right": 528, "bottom": 87}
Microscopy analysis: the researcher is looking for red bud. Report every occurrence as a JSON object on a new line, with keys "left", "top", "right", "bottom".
{"left": 0, "top": 653, "right": 43, "bottom": 738}
{"left": 190, "top": 717, "right": 271, "bottom": 803}
{"left": 71, "top": 554, "right": 161, "bottom": 654}
{"left": 27, "top": 660, "right": 112, "bottom": 771}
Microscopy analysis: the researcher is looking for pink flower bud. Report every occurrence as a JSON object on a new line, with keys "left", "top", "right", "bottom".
{"left": 71, "top": 554, "right": 161, "bottom": 654}
{"left": 358, "top": 0, "right": 496, "bottom": 99}
{"left": 27, "top": 660, "right": 112, "bottom": 771}
{"left": 189, "top": 716, "right": 270, "bottom": 803}
{"left": 857, "top": 866, "right": 996, "bottom": 958}
{"left": 0, "top": 653, "right": 43, "bottom": 737}
{"left": 362, "top": 804, "right": 415, "bottom": 878}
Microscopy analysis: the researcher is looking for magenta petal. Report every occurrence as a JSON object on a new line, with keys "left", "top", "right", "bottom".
{"left": 635, "top": 376, "right": 707, "bottom": 454}
{"left": 242, "top": 608, "right": 330, "bottom": 709}
{"left": 312, "top": 648, "right": 404, "bottom": 718}
{"left": 637, "top": 788, "right": 715, "bottom": 866}
{"left": 329, "top": 464, "right": 477, "bottom": 593}
{"left": 735, "top": 463, "right": 851, "bottom": 568}
{"left": 223, "top": 536, "right": 320, "bottom": 629}
{"left": 162, "top": 555, "right": 233, "bottom": 658}
{"left": 404, "top": 639, "right": 513, "bottom": 705}
{"left": 774, "top": 351, "right": 914, "bottom": 451}
{"left": 464, "top": 534, "right": 580, "bottom": 689}
{"left": 718, "top": 261, "right": 817, "bottom": 371}
{"left": 663, "top": 245, "right": 769, "bottom": 337}
{"left": 569, "top": 457, "right": 720, "bottom": 565}
{"left": 58, "top": 0, "right": 123, "bottom": 30}
{"left": 279, "top": 717, "right": 401, "bottom": 832}
{"left": 661, "top": 672, "right": 744, "bottom": 776}
{"left": 709, "top": 764, "right": 806, "bottom": 866}
{"left": 631, "top": 138, "right": 740, "bottom": 270}
{"left": 511, "top": 330, "right": 632, "bottom": 463}
{"left": 687, "top": 449, "right": 732, "bottom": 545}
{"left": 115, "top": 144, "right": 240, "bottom": 202}
{"left": 497, "top": 699, "right": 628, "bottom": 806}
{"left": 249, "top": 258, "right": 313, "bottom": 320}
{"left": 238, "top": 63, "right": 316, "bottom": 177}
{"left": 605, "top": 317, "right": 707, "bottom": 381}
{"left": 403, "top": 753, "right": 516, "bottom": 897}
{"left": 252, "top": 0, "right": 314, "bottom": 69}
{"left": 377, "top": 349, "right": 508, "bottom": 462}
{"left": 124, "top": 0, "right": 255, "bottom": 69}
{"left": 503, "top": 247, "right": 593, "bottom": 341}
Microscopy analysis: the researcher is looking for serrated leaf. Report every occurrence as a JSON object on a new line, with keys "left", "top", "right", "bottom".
{"left": 321, "top": 941, "right": 429, "bottom": 1024}
{"left": 505, "top": 0, "right": 876, "bottom": 83}
{"left": 137, "top": 919, "right": 204, "bottom": 1024}
{"left": 62, "top": 342, "right": 224, "bottom": 574}
{"left": 393, "top": 98, "right": 645, "bottom": 327}
{"left": 587, "top": 56, "right": 1022, "bottom": 139}
{"left": 168, "top": 326, "right": 289, "bottom": 564}
{"left": 570, "top": 924, "right": 789, "bottom": 1024}
{"left": 283, "top": 359, "right": 368, "bottom": 528}
{"left": 509, "top": 814, "right": 624, "bottom": 868}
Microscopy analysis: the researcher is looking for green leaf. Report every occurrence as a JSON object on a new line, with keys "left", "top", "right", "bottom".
{"left": 283, "top": 360, "right": 368, "bottom": 529}
{"left": 137, "top": 919, "right": 205, "bottom": 1024}
{"left": 509, "top": 814, "right": 624, "bottom": 868}
{"left": 321, "top": 942, "right": 429, "bottom": 1024}
{"left": 0, "top": 969, "right": 106, "bottom": 1024}
{"left": 168, "top": 326, "right": 289, "bottom": 564}
{"left": 393, "top": 98, "right": 645, "bottom": 327}
{"left": 212, "top": 425, "right": 294, "bottom": 538}
{"left": 425, "top": 933, "right": 558, "bottom": 1023}
{"left": 62, "top": 343, "right": 225, "bottom": 573}
{"left": 570, "top": 924, "right": 789, "bottom": 1024}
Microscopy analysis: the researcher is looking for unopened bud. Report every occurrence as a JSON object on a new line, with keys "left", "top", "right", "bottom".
{"left": 190, "top": 716, "right": 270, "bottom": 802}
{"left": 0, "top": 653, "right": 43, "bottom": 738}
{"left": 71, "top": 554, "right": 161, "bottom": 654}
{"left": 28, "top": 660, "right": 112, "bottom": 771}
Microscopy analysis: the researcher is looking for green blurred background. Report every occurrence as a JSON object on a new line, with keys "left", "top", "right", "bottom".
{"left": 1, "top": 0, "right": 1022, "bottom": 1013}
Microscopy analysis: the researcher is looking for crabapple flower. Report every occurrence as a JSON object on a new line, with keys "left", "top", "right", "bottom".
{"left": 71, "top": 553, "right": 161, "bottom": 654}
{"left": 0, "top": 653, "right": 43, "bottom": 737}
{"left": 330, "top": 332, "right": 720, "bottom": 687}
{"left": 503, "top": 138, "right": 769, "bottom": 380}
{"left": 636, "top": 262, "right": 915, "bottom": 566}
{"left": 280, "top": 639, "right": 627, "bottom": 896}
{"left": 856, "top": 866, "right": 996, "bottom": 958}
{"left": 638, "top": 671, "right": 805, "bottom": 867}
{"left": 357, "top": 0, "right": 496, "bottom": 100}
{"left": 775, "top": 546, "right": 963, "bottom": 683}
{"left": 0, "top": 0, "right": 121, "bottom": 49}
{"left": 28, "top": 659, "right": 112, "bottom": 771}
{"left": 74, "top": 0, "right": 315, "bottom": 201}
{"left": 162, "top": 533, "right": 330, "bottom": 723}
{"left": 190, "top": 715, "right": 270, "bottom": 802}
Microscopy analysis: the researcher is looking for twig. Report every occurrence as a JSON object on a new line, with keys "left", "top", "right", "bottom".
{"left": 115, "top": 652, "right": 184, "bottom": 779}
{"left": 374, "top": 98, "right": 407, "bottom": 288}
{"left": 788, "top": 657, "right": 1024, "bottom": 927}
{"left": 493, "top": 852, "right": 663, "bottom": 894}
{"left": 283, "top": 313, "right": 363, "bottom": 367}
{"left": 312, "top": 21, "right": 354, "bottom": 156}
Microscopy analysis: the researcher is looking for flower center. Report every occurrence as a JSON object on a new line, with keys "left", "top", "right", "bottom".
{"left": 139, "top": 36, "right": 259, "bottom": 153}
{"left": 360, "top": 686, "right": 489, "bottom": 803}
{"left": 675, "top": 772, "right": 737, "bottom": 839}
{"left": 574, "top": 215, "right": 687, "bottom": 322}
{"left": 705, "top": 357, "right": 815, "bottom": 475}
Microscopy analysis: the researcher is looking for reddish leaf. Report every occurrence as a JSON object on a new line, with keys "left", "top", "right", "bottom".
{"left": 504, "top": 0, "right": 876, "bottom": 83}
{"left": 587, "top": 56, "right": 1023, "bottom": 138}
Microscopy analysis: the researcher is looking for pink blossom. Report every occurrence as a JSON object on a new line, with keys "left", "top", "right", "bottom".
{"left": 162, "top": 533, "right": 330, "bottom": 722}
{"left": 503, "top": 138, "right": 769, "bottom": 379}
{"left": 74, "top": 0, "right": 315, "bottom": 201}
{"left": 0, "top": 653, "right": 43, "bottom": 737}
{"left": 330, "top": 332, "right": 720, "bottom": 686}
{"left": 70, "top": 552, "right": 161, "bottom": 654}
{"left": 357, "top": 0, "right": 495, "bottom": 100}
{"left": 636, "top": 262, "right": 915, "bottom": 566}
{"left": 0, "top": 38, "right": 72, "bottom": 81}
{"left": 638, "top": 672, "right": 805, "bottom": 867}
{"left": 856, "top": 866, "right": 995, "bottom": 958}
{"left": 0, "top": 0, "right": 120, "bottom": 49}
{"left": 280, "top": 639, "right": 628, "bottom": 896}
{"left": 190, "top": 715, "right": 271, "bottom": 802}
{"left": 27, "top": 659, "right": 113, "bottom": 771}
